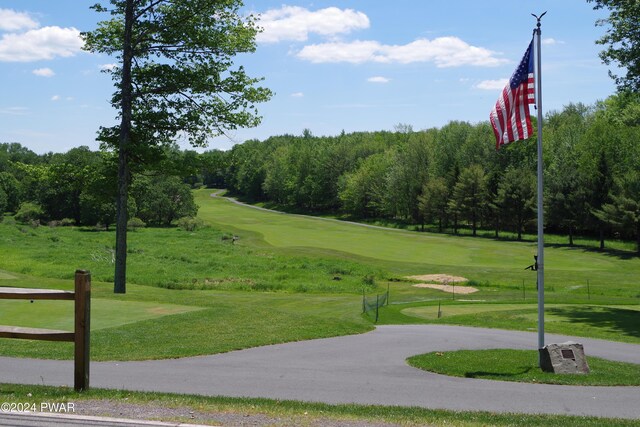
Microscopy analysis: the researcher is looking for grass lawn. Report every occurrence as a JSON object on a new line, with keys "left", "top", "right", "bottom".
{"left": 407, "top": 349, "right": 640, "bottom": 386}
{"left": 0, "top": 189, "right": 638, "bottom": 361}
{"left": 0, "top": 298, "right": 203, "bottom": 331}
{"left": 199, "top": 190, "right": 640, "bottom": 297}
{"left": 1, "top": 383, "right": 638, "bottom": 427}
{"left": 0, "top": 271, "right": 370, "bottom": 360}
{"left": 387, "top": 303, "right": 640, "bottom": 343}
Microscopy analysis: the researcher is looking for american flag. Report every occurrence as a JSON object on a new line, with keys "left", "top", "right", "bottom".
{"left": 490, "top": 40, "right": 535, "bottom": 149}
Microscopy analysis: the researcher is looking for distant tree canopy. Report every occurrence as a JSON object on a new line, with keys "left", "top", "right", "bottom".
{"left": 220, "top": 95, "right": 640, "bottom": 252}
{"left": 1, "top": 95, "right": 639, "bottom": 253}
{"left": 0, "top": 144, "right": 198, "bottom": 230}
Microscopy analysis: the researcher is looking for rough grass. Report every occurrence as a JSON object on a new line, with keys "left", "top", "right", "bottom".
{"left": 1, "top": 383, "right": 638, "bottom": 427}
{"left": 0, "top": 218, "right": 382, "bottom": 294}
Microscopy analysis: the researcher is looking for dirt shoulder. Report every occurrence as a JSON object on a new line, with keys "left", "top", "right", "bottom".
{"left": 75, "top": 399, "right": 406, "bottom": 427}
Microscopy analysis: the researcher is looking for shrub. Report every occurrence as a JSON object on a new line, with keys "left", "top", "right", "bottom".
{"left": 127, "top": 217, "right": 146, "bottom": 231}
{"left": 0, "top": 188, "right": 7, "bottom": 214}
{"left": 60, "top": 218, "right": 76, "bottom": 226}
{"left": 14, "top": 202, "right": 44, "bottom": 224}
{"left": 362, "top": 274, "right": 376, "bottom": 287}
{"left": 176, "top": 216, "right": 206, "bottom": 231}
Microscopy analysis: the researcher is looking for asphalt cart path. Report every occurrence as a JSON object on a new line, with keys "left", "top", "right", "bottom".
{"left": 2, "top": 325, "right": 639, "bottom": 419}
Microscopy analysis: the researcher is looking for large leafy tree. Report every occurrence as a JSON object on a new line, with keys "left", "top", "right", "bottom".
{"left": 418, "top": 177, "right": 449, "bottom": 233}
{"left": 448, "top": 164, "right": 488, "bottom": 237}
{"left": 82, "top": 0, "right": 272, "bottom": 293}
{"left": 496, "top": 167, "right": 536, "bottom": 241}
{"left": 588, "top": 0, "right": 640, "bottom": 92}
{"left": 338, "top": 153, "right": 389, "bottom": 218}
{"left": 594, "top": 172, "right": 640, "bottom": 253}
{"left": 130, "top": 175, "right": 198, "bottom": 225}
{"left": 545, "top": 104, "right": 591, "bottom": 245}
{"left": 0, "top": 172, "right": 21, "bottom": 213}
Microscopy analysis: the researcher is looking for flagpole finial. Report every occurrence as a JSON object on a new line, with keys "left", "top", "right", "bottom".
{"left": 531, "top": 11, "right": 547, "bottom": 28}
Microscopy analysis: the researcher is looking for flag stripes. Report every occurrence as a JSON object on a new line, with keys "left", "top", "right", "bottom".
{"left": 490, "top": 40, "right": 535, "bottom": 149}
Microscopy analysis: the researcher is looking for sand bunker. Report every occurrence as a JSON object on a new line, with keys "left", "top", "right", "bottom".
{"left": 412, "top": 283, "right": 479, "bottom": 294}
{"left": 406, "top": 274, "right": 479, "bottom": 294}
{"left": 406, "top": 274, "right": 469, "bottom": 283}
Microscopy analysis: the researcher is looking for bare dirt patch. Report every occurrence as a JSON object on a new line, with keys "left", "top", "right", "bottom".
{"left": 76, "top": 399, "right": 404, "bottom": 427}
{"left": 406, "top": 274, "right": 478, "bottom": 294}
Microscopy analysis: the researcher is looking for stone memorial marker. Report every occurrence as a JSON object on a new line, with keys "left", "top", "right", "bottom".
{"left": 539, "top": 341, "right": 590, "bottom": 374}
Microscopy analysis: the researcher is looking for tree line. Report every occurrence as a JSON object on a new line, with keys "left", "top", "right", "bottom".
{"left": 1, "top": 93, "right": 638, "bottom": 252}
{"left": 0, "top": 145, "right": 198, "bottom": 229}
{"left": 222, "top": 94, "right": 640, "bottom": 253}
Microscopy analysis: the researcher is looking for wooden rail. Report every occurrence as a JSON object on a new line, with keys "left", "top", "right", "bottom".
{"left": 0, "top": 270, "right": 91, "bottom": 391}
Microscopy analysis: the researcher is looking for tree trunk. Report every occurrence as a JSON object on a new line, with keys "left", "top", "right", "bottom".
{"left": 599, "top": 225, "right": 605, "bottom": 250}
{"left": 568, "top": 225, "right": 574, "bottom": 246}
{"left": 472, "top": 212, "right": 477, "bottom": 237}
{"left": 114, "top": 0, "right": 135, "bottom": 294}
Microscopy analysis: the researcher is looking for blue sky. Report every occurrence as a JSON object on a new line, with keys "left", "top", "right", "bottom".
{"left": 0, "top": 1, "right": 616, "bottom": 154}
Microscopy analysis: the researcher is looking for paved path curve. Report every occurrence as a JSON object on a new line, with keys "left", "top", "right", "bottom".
{"left": 2, "top": 325, "right": 639, "bottom": 419}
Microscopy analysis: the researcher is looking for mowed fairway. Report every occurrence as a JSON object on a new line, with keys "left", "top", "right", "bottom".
{"left": 0, "top": 189, "right": 638, "bottom": 361}
{"left": 196, "top": 190, "right": 640, "bottom": 293}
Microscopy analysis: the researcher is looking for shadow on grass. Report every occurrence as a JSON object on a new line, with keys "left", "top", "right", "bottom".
{"left": 464, "top": 366, "right": 536, "bottom": 379}
{"left": 548, "top": 306, "right": 640, "bottom": 339}
{"left": 546, "top": 242, "right": 638, "bottom": 260}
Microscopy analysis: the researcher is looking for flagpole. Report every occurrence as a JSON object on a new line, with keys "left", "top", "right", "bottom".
{"left": 532, "top": 12, "right": 546, "bottom": 364}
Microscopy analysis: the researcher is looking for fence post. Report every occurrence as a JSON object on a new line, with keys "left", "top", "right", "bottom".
{"left": 375, "top": 294, "right": 379, "bottom": 323}
{"left": 387, "top": 283, "right": 390, "bottom": 306}
{"left": 74, "top": 270, "right": 91, "bottom": 391}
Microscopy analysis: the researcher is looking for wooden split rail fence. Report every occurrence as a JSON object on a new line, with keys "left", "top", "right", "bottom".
{"left": 0, "top": 270, "right": 91, "bottom": 391}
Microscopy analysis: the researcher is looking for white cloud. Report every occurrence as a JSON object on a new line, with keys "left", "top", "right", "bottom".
{"left": 51, "top": 95, "right": 60, "bottom": 101}
{"left": 33, "top": 67, "right": 55, "bottom": 77}
{"left": 367, "top": 76, "right": 390, "bottom": 83}
{"left": 297, "top": 37, "right": 507, "bottom": 67}
{"left": 542, "top": 38, "right": 563, "bottom": 45}
{"left": 257, "top": 6, "right": 369, "bottom": 43}
{"left": 0, "top": 26, "right": 83, "bottom": 62}
{"left": 475, "top": 79, "right": 508, "bottom": 90}
{"left": 0, "top": 9, "right": 38, "bottom": 31}
{"left": 100, "top": 63, "right": 117, "bottom": 71}
{"left": 290, "top": 92, "right": 304, "bottom": 97}
{"left": 0, "top": 106, "right": 29, "bottom": 115}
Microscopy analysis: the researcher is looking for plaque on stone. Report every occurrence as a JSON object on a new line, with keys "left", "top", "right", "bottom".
{"left": 539, "top": 341, "right": 590, "bottom": 374}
